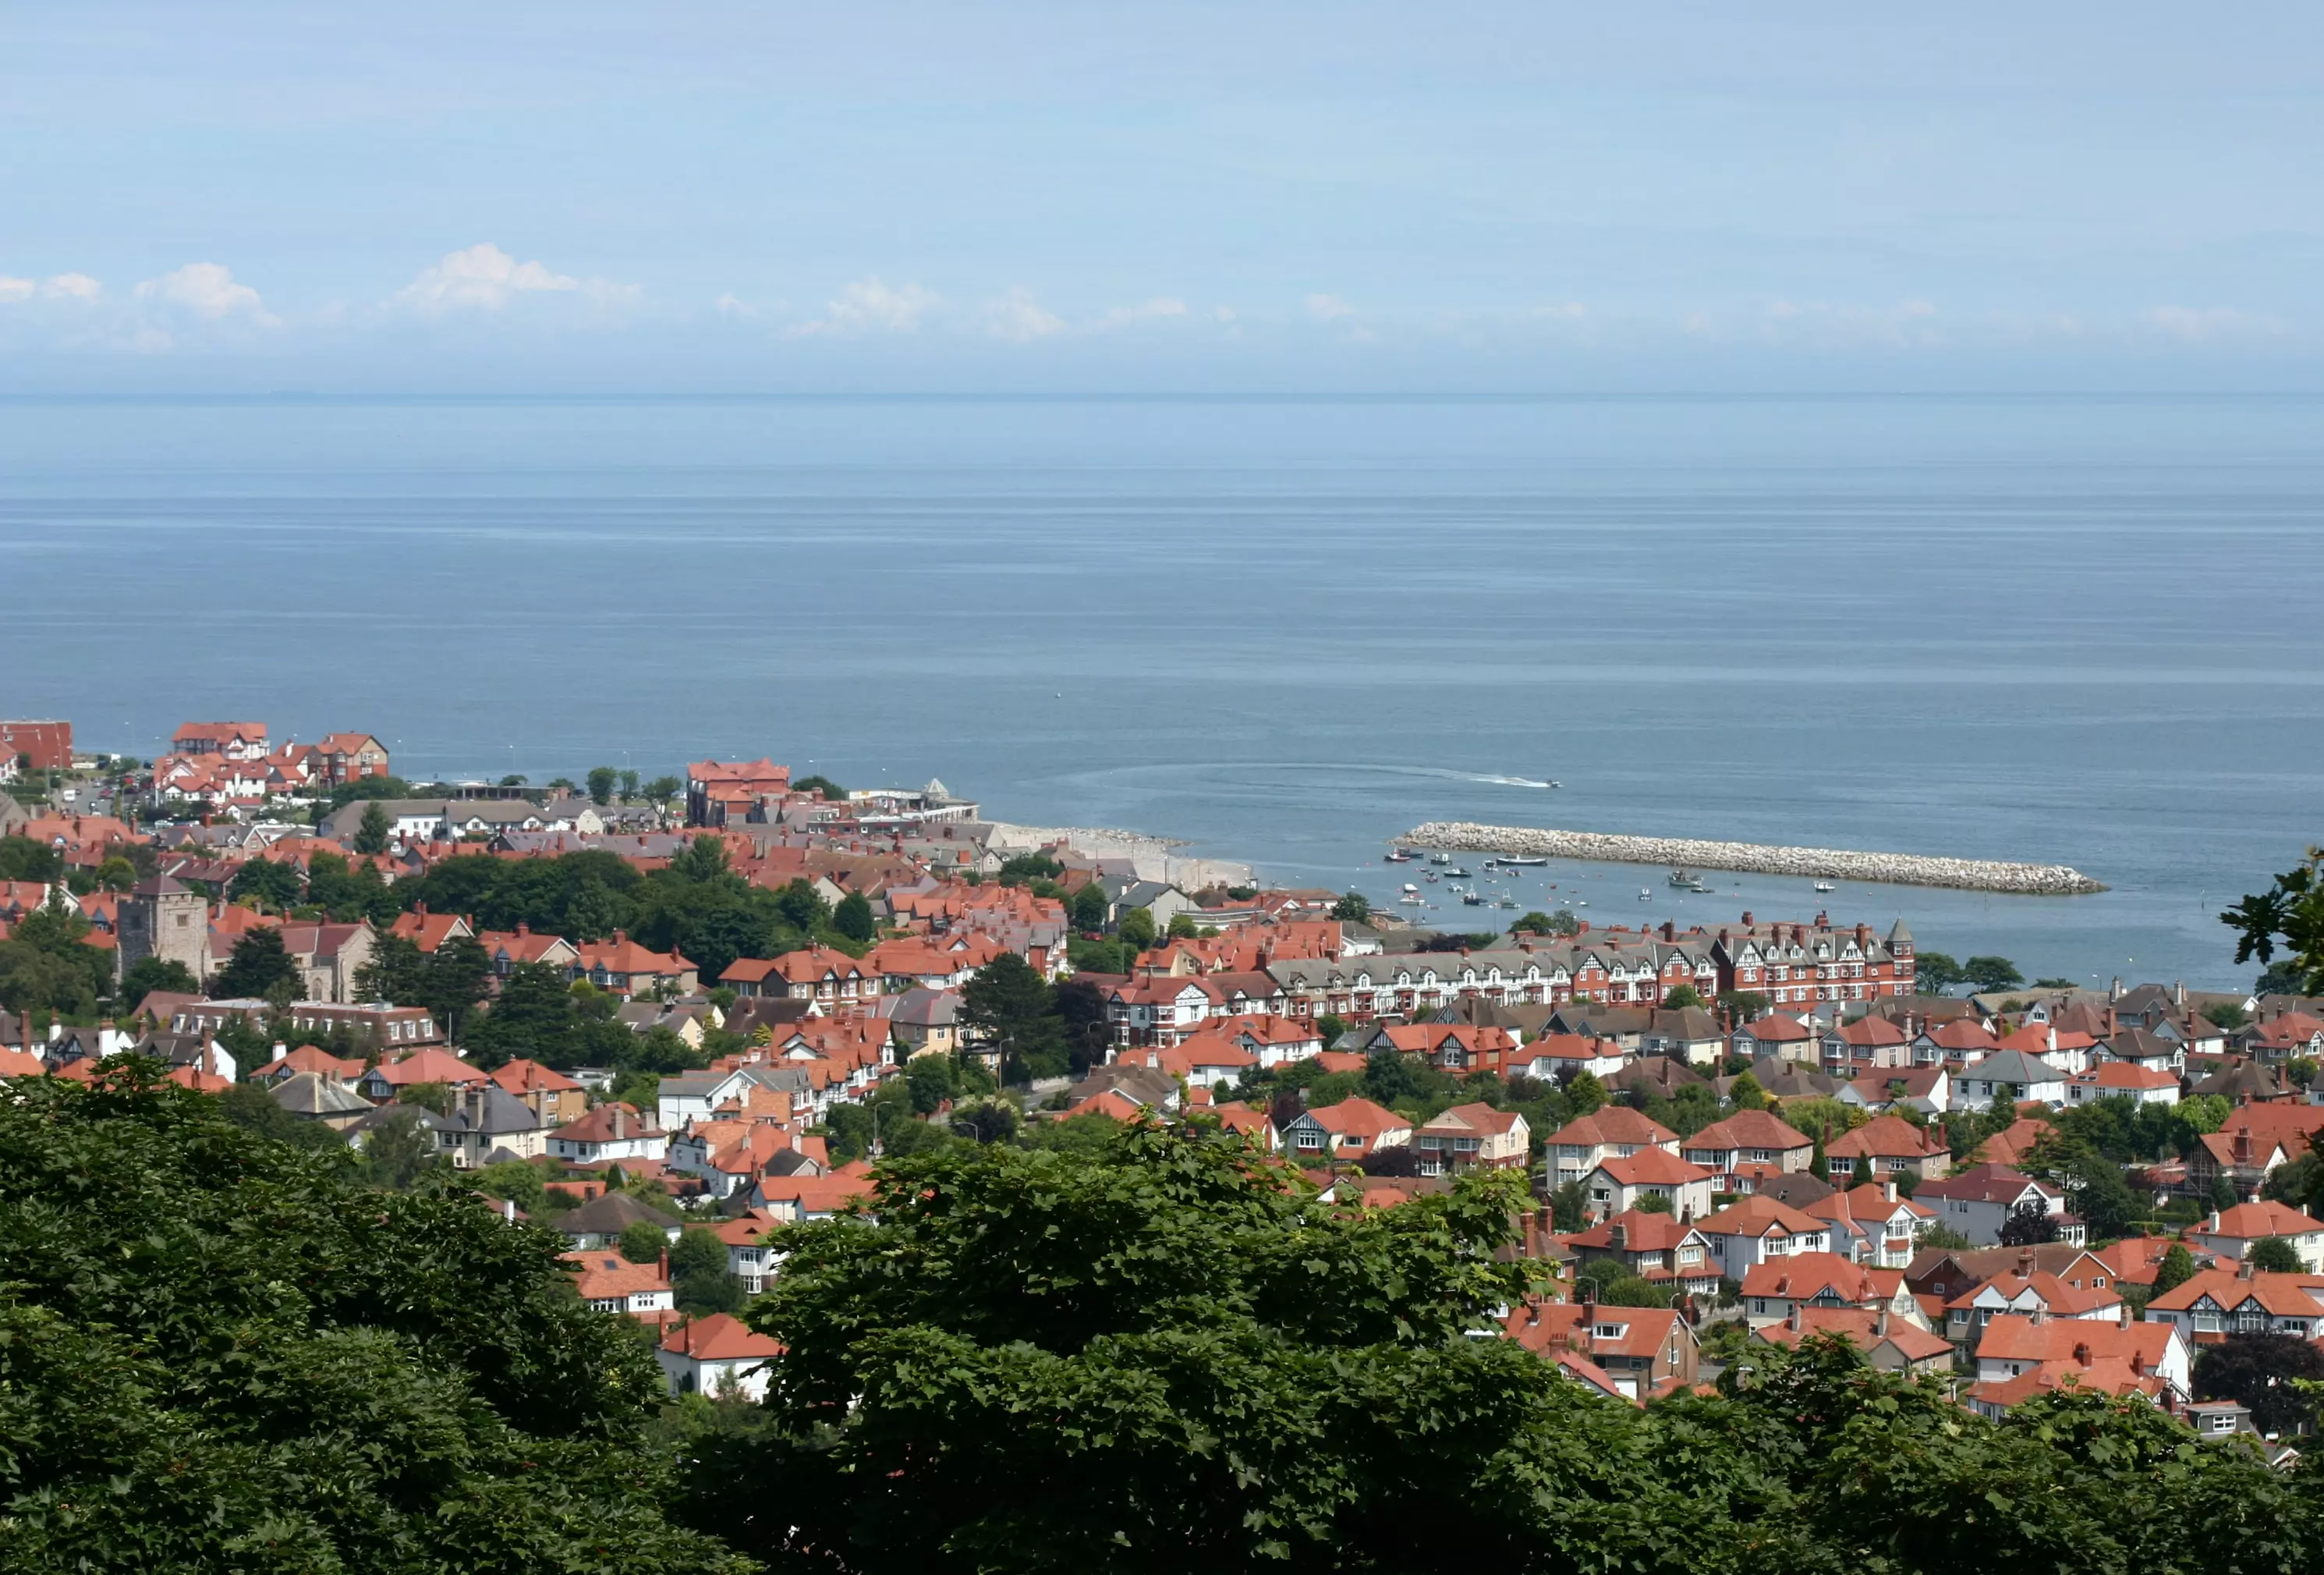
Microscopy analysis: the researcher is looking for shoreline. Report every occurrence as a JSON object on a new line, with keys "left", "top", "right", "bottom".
{"left": 1395, "top": 821, "right": 2107, "bottom": 896}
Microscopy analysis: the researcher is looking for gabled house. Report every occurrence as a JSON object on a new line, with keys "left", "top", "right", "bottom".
{"left": 548, "top": 1102, "right": 668, "bottom": 1165}
{"left": 1583, "top": 1149, "right": 1716, "bottom": 1222}
{"left": 1544, "top": 1107, "right": 1680, "bottom": 1188}
{"left": 1739, "top": 1250, "right": 1922, "bottom": 1329}
{"left": 1499, "top": 1299, "right": 1700, "bottom": 1401}
{"left": 1823, "top": 1115, "right": 1950, "bottom": 1181}
{"left": 1563, "top": 1210, "right": 1722, "bottom": 1297}
{"left": 1750, "top": 1304, "right": 1953, "bottom": 1375}
{"left": 2188, "top": 1201, "right": 2324, "bottom": 1272}
{"left": 1950, "top": 1048, "right": 2067, "bottom": 1112}
{"left": 656, "top": 1313, "right": 783, "bottom": 1399}
{"left": 1807, "top": 1181, "right": 1936, "bottom": 1267}
{"left": 1964, "top": 1311, "right": 2190, "bottom": 1418}
{"left": 1913, "top": 1163, "right": 2083, "bottom": 1247}
{"left": 1696, "top": 1196, "right": 1833, "bottom": 1281}
{"left": 1940, "top": 1253, "right": 2125, "bottom": 1351}
{"left": 1280, "top": 1097, "right": 1411, "bottom": 1161}
{"left": 1412, "top": 1102, "right": 1529, "bottom": 1175}
{"left": 563, "top": 1250, "right": 675, "bottom": 1318}
{"left": 573, "top": 931, "right": 697, "bottom": 999}
{"left": 2066, "top": 1062, "right": 2181, "bottom": 1108}
{"left": 1681, "top": 1110, "right": 1815, "bottom": 1194}
{"left": 2143, "top": 1266, "right": 2324, "bottom": 1343}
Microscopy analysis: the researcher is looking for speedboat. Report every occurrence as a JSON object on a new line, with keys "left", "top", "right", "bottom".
{"left": 1385, "top": 850, "right": 1415, "bottom": 864}
{"left": 1499, "top": 855, "right": 1548, "bottom": 867}
{"left": 1813, "top": 879, "right": 1835, "bottom": 892}
{"left": 1445, "top": 866, "right": 1470, "bottom": 878}
{"left": 1667, "top": 868, "right": 1694, "bottom": 887}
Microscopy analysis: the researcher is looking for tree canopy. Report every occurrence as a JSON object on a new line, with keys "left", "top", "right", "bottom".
{"left": 0, "top": 1065, "right": 749, "bottom": 1574}
{"left": 670, "top": 1119, "right": 2324, "bottom": 1575}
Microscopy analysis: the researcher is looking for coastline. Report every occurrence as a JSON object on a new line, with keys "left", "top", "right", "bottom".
{"left": 1396, "top": 821, "right": 2107, "bottom": 896}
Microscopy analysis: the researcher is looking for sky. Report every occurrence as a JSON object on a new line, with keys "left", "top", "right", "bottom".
{"left": 3, "top": 2, "right": 2321, "bottom": 392}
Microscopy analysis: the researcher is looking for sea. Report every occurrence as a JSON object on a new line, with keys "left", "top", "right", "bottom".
{"left": 4, "top": 392, "right": 2320, "bottom": 991}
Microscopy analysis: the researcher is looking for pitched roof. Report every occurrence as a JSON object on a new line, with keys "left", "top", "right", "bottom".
{"left": 1564, "top": 1209, "right": 1704, "bottom": 1254}
{"left": 1697, "top": 1195, "right": 1827, "bottom": 1239}
{"left": 1915, "top": 1162, "right": 2058, "bottom": 1206}
{"left": 1739, "top": 1251, "right": 1894, "bottom": 1304}
{"left": 1298, "top": 1096, "right": 1411, "bottom": 1138}
{"left": 1550, "top": 1106, "right": 1677, "bottom": 1148}
{"left": 562, "top": 1250, "right": 670, "bottom": 1301}
{"left": 1753, "top": 1306, "right": 1951, "bottom": 1362}
{"left": 2198, "top": 1200, "right": 2324, "bottom": 1241}
{"left": 1685, "top": 1109, "right": 1812, "bottom": 1152}
{"left": 1825, "top": 1115, "right": 1947, "bottom": 1162}
{"left": 660, "top": 1311, "right": 785, "bottom": 1361}
{"left": 1418, "top": 1101, "right": 1524, "bottom": 1138}
{"left": 2143, "top": 1268, "right": 2324, "bottom": 1318}
{"left": 1594, "top": 1148, "right": 1713, "bottom": 1187}
{"left": 551, "top": 1102, "right": 666, "bottom": 1145}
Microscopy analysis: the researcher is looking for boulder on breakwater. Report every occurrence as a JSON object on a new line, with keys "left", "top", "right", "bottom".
{"left": 1397, "top": 822, "right": 2106, "bottom": 896}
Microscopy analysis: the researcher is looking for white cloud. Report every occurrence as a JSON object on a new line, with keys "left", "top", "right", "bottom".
{"left": 0, "top": 276, "right": 32, "bottom": 303}
{"left": 785, "top": 275, "right": 941, "bottom": 339}
{"left": 714, "top": 292, "right": 762, "bottom": 319}
{"left": 2138, "top": 305, "right": 2287, "bottom": 345}
{"left": 1305, "top": 293, "right": 1356, "bottom": 321}
{"left": 44, "top": 272, "right": 102, "bottom": 302}
{"left": 974, "top": 287, "right": 1068, "bottom": 343}
{"left": 1091, "top": 296, "right": 1191, "bottom": 332}
{"left": 391, "top": 243, "right": 593, "bottom": 314}
{"left": 133, "top": 263, "right": 277, "bottom": 326}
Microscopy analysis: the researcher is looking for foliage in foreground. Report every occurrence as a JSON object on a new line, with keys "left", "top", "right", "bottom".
{"left": 0, "top": 1065, "right": 750, "bottom": 1575}
{"left": 679, "top": 1122, "right": 2324, "bottom": 1575}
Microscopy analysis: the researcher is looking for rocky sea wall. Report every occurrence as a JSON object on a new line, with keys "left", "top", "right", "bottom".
{"left": 1397, "top": 822, "right": 2106, "bottom": 895}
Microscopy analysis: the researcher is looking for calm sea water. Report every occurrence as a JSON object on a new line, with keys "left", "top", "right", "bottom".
{"left": 4, "top": 393, "right": 2320, "bottom": 989}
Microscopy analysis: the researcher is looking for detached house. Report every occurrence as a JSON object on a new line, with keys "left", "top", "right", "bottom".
{"left": 1563, "top": 1211, "right": 1722, "bottom": 1297}
{"left": 573, "top": 931, "right": 697, "bottom": 999}
{"left": 1740, "top": 1250, "right": 1923, "bottom": 1330}
{"left": 657, "top": 1313, "right": 784, "bottom": 1399}
{"left": 1681, "top": 1110, "right": 1815, "bottom": 1194}
{"left": 1281, "top": 1097, "right": 1411, "bottom": 1161}
{"left": 1913, "top": 1163, "right": 2083, "bottom": 1247}
{"left": 2144, "top": 1267, "right": 2324, "bottom": 1343}
{"left": 2066, "top": 1062, "right": 2181, "bottom": 1108}
{"left": 548, "top": 1102, "right": 668, "bottom": 1165}
{"left": 1823, "top": 1115, "right": 1950, "bottom": 1182}
{"left": 1499, "top": 1300, "right": 1700, "bottom": 1401}
{"left": 1751, "top": 1306, "right": 1953, "bottom": 1375}
{"left": 1696, "top": 1196, "right": 1833, "bottom": 1281}
{"left": 1964, "top": 1312, "right": 2189, "bottom": 1418}
{"left": 1583, "top": 1149, "right": 1716, "bottom": 1222}
{"left": 723, "top": 946, "right": 877, "bottom": 1009}
{"left": 563, "top": 1250, "right": 675, "bottom": 1318}
{"left": 1950, "top": 1049, "right": 2067, "bottom": 1112}
{"left": 1412, "top": 1102, "right": 1529, "bottom": 1175}
{"left": 2189, "top": 1201, "right": 2324, "bottom": 1272}
{"left": 1545, "top": 1108, "right": 1680, "bottom": 1188}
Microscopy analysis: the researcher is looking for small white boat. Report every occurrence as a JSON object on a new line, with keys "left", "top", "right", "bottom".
{"left": 1428, "top": 851, "right": 1452, "bottom": 865}
{"left": 1499, "top": 855, "right": 1549, "bottom": 866}
{"left": 1812, "top": 880, "right": 1835, "bottom": 893}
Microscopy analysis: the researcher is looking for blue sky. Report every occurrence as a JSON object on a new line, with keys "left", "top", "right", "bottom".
{"left": 4, "top": 2, "right": 2320, "bottom": 390}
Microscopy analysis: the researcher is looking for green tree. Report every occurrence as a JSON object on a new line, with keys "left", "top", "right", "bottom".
{"left": 1727, "top": 1070, "right": 1768, "bottom": 1110}
{"left": 213, "top": 925, "right": 302, "bottom": 1001}
{"left": 1068, "top": 882, "right": 1111, "bottom": 931}
{"left": 621, "top": 1218, "right": 671, "bottom": 1265}
{"left": 2246, "top": 1236, "right": 2305, "bottom": 1273}
{"left": 119, "top": 953, "right": 199, "bottom": 1009}
{"left": 1716, "top": 989, "right": 1770, "bottom": 1023}
{"left": 1116, "top": 906, "right": 1156, "bottom": 950}
{"left": 353, "top": 931, "right": 428, "bottom": 1008}
{"left": 2152, "top": 1241, "right": 2197, "bottom": 1296}
{"left": 1997, "top": 1198, "right": 2063, "bottom": 1246}
{"left": 960, "top": 953, "right": 1067, "bottom": 1082}
{"left": 2195, "top": 1331, "right": 2324, "bottom": 1437}
{"left": 2223, "top": 846, "right": 2324, "bottom": 996}
{"left": 463, "top": 960, "right": 580, "bottom": 1067}
{"left": 1631, "top": 1191, "right": 1674, "bottom": 1215}
{"left": 2065, "top": 1154, "right": 2142, "bottom": 1242}
{"left": 1329, "top": 891, "right": 1372, "bottom": 923}
{"left": 619, "top": 768, "right": 641, "bottom": 801}
{"left": 833, "top": 889, "right": 877, "bottom": 943}
{"left": 353, "top": 798, "right": 392, "bottom": 855}
{"left": 793, "top": 774, "right": 846, "bottom": 801}
{"left": 0, "top": 835, "right": 64, "bottom": 882}
{"left": 643, "top": 774, "right": 682, "bottom": 805}
{"left": 671, "top": 1225, "right": 744, "bottom": 1316}
{"left": 421, "top": 932, "right": 494, "bottom": 1041}
{"left": 587, "top": 765, "right": 618, "bottom": 805}
{"left": 0, "top": 1068, "right": 743, "bottom": 1573}
{"left": 227, "top": 855, "right": 303, "bottom": 911}
{"left": 1913, "top": 951, "right": 1968, "bottom": 992}
{"left": 1565, "top": 1070, "right": 1606, "bottom": 1116}
{"left": 1661, "top": 982, "right": 1704, "bottom": 1009}
{"left": 1963, "top": 955, "right": 2025, "bottom": 994}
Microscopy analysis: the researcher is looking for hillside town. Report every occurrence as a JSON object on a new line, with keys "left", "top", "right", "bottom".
{"left": 5, "top": 720, "right": 2324, "bottom": 1446}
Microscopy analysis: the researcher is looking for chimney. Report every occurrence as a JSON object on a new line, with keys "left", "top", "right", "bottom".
{"left": 1525, "top": 1301, "right": 1540, "bottom": 1325}
{"left": 2209, "top": 1209, "right": 2221, "bottom": 1232}
{"left": 1787, "top": 1304, "right": 1801, "bottom": 1332}
{"left": 2017, "top": 1248, "right": 2035, "bottom": 1279}
{"left": 2071, "top": 1341, "right": 2091, "bottom": 1367}
{"left": 1875, "top": 1308, "right": 1889, "bottom": 1336}
{"left": 2117, "top": 1302, "right": 2131, "bottom": 1328}
{"left": 502, "top": 1196, "right": 516, "bottom": 1222}
{"left": 2030, "top": 1305, "right": 2047, "bottom": 1326}
{"left": 1884, "top": 1179, "right": 1897, "bottom": 1203}
{"left": 271, "top": 1041, "right": 287, "bottom": 1062}
{"left": 2237, "top": 1256, "right": 2255, "bottom": 1281}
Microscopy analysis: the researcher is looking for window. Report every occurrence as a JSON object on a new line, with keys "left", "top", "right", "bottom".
{"left": 2209, "top": 1415, "right": 2236, "bottom": 1433}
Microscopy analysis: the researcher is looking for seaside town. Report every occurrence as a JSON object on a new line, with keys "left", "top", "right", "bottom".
{"left": 5, "top": 714, "right": 2324, "bottom": 1454}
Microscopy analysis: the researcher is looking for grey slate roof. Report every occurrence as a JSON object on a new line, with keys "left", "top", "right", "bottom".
{"left": 552, "top": 1190, "right": 683, "bottom": 1241}
{"left": 267, "top": 1070, "right": 375, "bottom": 1118}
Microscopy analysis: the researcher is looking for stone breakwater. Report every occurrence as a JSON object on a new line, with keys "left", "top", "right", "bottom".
{"left": 1397, "top": 822, "right": 2106, "bottom": 895}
